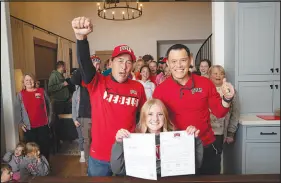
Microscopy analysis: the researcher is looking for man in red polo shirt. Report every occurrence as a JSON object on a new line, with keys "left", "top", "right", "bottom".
{"left": 71, "top": 17, "right": 147, "bottom": 176}
{"left": 153, "top": 44, "right": 235, "bottom": 175}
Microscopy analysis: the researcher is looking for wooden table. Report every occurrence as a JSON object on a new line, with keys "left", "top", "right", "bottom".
{"left": 29, "top": 174, "right": 280, "bottom": 183}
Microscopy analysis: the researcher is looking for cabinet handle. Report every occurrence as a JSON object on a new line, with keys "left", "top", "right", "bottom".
{"left": 270, "top": 68, "right": 274, "bottom": 73}
{"left": 275, "top": 85, "right": 279, "bottom": 89}
{"left": 270, "top": 85, "right": 273, "bottom": 89}
{"left": 260, "top": 132, "right": 277, "bottom": 135}
{"left": 276, "top": 68, "right": 279, "bottom": 73}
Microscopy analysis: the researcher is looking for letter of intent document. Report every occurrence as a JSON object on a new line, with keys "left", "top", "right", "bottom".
{"left": 123, "top": 133, "right": 157, "bottom": 180}
{"left": 160, "top": 131, "right": 195, "bottom": 177}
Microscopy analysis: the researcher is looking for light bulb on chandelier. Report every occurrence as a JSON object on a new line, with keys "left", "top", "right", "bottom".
{"left": 97, "top": 0, "right": 143, "bottom": 21}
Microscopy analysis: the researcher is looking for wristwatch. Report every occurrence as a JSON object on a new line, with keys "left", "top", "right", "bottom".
{"left": 223, "top": 95, "right": 233, "bottom": 103}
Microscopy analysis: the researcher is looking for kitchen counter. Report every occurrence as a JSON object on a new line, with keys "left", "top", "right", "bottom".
{"left": 239, "top": 115, "right": 280, "bottom": 125}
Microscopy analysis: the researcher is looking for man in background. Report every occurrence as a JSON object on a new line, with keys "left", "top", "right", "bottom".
{"left": 48, "top": 61, "right": 71, "bottom": 114}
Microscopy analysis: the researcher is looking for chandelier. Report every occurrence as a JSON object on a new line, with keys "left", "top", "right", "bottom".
{"left": 97, "top": 0, "right": 143, "bottom": 21}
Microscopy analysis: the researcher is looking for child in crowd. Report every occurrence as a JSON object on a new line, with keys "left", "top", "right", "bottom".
{"left": 110, "top": 99, "right": 203, "bottom": 176}
{"left": 133, "top": 59, "right": 145, "bottom": 80}
{"left": 155, "top": 58, "right": 170, "bottom": 86}
{"left": 133, "top": 65, "right": 155, "bottom": 100}
{"left": 19, "top": 142, "right": 50, "bottom": 182}
{"left": 2, "top": 142, "right": 25, "bottom": 181}
{"left": 1, "top": 164, "right": 13, "bottom": 183}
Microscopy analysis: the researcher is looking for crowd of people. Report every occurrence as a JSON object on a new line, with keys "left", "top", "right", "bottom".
{"left": 1, "top": 16, "right": 239, "bottom": 182}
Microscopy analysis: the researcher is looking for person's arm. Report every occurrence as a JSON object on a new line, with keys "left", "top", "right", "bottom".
{"left": 70, "top": 69, "right": 82, "bottom": 85}
{"left": 208, "top": 81, "right": 230, "bottom": 118}
{"left": 76, "top": 39, "right": 96, "bottom": 84}
{"left": 44, "top": 90, "right": 52, "bottom": 127}
{"left": 36, "top": 156, "right": 50, "bottom": 176}
{"left": 195, "top": 137, "right": 204, "bottom": 169}
{"left": 48, "top": 74, "right": 65, "bottom": 93}
{"left": 15, "top": 93, "right": 24, "bottom": 127}
{"left": 110, "top": 141, "right": 126, "bottom": 175}
{"left": 227, "top": 91, "right": 240, "bottom": 137}
{"left": 72, "top": 89, "right": 78, "bottom": 122}
{"left": 3, "top": 151, "right": 13, "bottom": 162}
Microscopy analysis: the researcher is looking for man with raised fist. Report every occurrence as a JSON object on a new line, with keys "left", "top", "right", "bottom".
{"left": 71, "top": 17, "right": 146, "bottom": 176}
{"left": 153, "top": 44, "right": 235, "bottom": 175}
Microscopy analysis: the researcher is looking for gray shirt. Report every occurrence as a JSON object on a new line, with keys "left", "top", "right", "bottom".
{"left": 19, "top": 155, "right": 50, "bottom": 182}
{"left": 110, "top": 134, "right": 203, "bottom": 176}
{"left": 2, "top": 151, "right": 23, "bottom": 172}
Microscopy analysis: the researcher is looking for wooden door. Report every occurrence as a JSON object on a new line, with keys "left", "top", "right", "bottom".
{"left": 95, "top": 50, "right": 113, "bottom": 72}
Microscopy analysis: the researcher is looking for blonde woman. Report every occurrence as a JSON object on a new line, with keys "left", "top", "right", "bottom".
{"left": 110, "top": 99, "right": 203, "bottom": 176}
{"left": 15, "top": 73, "right": 52, "bottom": 161}
{"left": 208, "top": 65, "right": 240, "bottom": 173}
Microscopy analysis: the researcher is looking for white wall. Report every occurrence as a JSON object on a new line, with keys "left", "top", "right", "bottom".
{"left": 212, "top": 2, "right": 225, "bottom": 66}
{"left": 157, "top": 40, "right": 205, "bottom": 59}
{"left": 9, "top": 2, "right": 212, "bottom": 62}
{"left": 80, "top": 2, "right": 212, "bottom": 59}
{"left": 1, "top": 2, "right": 19, "bottom": 152}
{"left": 224, "top": 2, "right": 237, "bottom": 86}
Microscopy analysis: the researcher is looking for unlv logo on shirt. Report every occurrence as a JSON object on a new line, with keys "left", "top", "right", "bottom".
{"left": 156, "top": 145, "right": 160, "bottom": 160}
{"left": 103, "top": 91, "right": 139, "bottom": 107}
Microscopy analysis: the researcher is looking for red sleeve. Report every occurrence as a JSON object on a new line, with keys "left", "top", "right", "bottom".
{"left": 81, "top": 73, "right": 100, "bottom": 92}
{"left": 138, "top": 84, "right": 147, "bottom": 111}
{"left": 208, "top": 80, "right": 229, "bottom": 118}
{"left": 152, "top": 86, "right": 161, "bottom": 100}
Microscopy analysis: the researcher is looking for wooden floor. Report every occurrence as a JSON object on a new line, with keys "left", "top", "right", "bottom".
{"left": 49, "top": 155, "right": 87, "bottom": 176}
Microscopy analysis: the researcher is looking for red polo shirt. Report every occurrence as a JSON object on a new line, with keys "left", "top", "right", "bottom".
{"left": 153, "top": 74, "right": 229, "bottom": 146}
{"left": 21, "top": 88, "right": 48, "bottom": 128}
{"left": 83, "top": 73, "right": 147, "bottom": 161}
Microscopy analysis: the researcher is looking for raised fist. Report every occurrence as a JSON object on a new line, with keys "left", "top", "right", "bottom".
{"left": 71, "top": 17, "right": 93, "bottom": 40}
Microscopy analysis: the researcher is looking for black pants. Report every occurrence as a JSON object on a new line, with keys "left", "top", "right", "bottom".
{"left": 53, "top": 100, "right": 72, "bottom": 115}
{"left": 24, "top": 125, "right": 50, "bottom": 161}
{"left": 198, "top": 135, "right": 224, "bottom": 175}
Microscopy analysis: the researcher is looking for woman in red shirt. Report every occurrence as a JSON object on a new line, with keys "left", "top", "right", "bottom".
{"left": 16, "top": 73, "right": 52, "bottom": 161}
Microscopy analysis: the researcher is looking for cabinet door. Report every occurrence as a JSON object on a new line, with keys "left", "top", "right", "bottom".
{"left": 238, "top": 3, "right": 276, "bottom": 75}
{"left": 273, "top": 81, "right": 280, "bottom": 111}
{"left": 274, "top": 3, "right": 280, "bottom": 75}
{"left": 245, "top": 143, "right": 280, "bottom": 174}
{"left": 239, "top": 82, "right": 273, "bottom": 114}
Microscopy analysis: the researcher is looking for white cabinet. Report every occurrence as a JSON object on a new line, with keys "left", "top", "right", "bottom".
{"left": 224, "top": 124, "right": 280, "bottom": 174}
{"left": 238, "top": 81, "right": 280, "bottom": 114}
{"left": 245, "top": 142, "right": 280, "bottom": 174}
{"left": 273, "top": 81, "right": 280, "bottom": 111}
{"left": 238, "top": 3, "right": 277, "bottom": 76}
{"left": 238, "top": 82, "right": 273, "bottom": 114}
{"left": 225, "top": 2, "right": 280, "bottom": 114}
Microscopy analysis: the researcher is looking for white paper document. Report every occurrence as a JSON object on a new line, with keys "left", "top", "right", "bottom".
{"left": 160, "top": 131, "right": 195, "bottom": 177}
{"left": 123, "top": 133, "right": 157, "bottom": 180}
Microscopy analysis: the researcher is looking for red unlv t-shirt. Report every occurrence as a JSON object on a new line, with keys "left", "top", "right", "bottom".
{"left": 83, "top": 73, "right": 147, "bottom": 161}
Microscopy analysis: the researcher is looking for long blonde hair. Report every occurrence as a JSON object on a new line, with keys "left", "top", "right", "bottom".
{"left": 25, "top": 142, "right": 40, "bottom": 157}
{"left": 21, "top": 73, "right": 36, "bottom": 90}
{"left": 136, "top": 99, "right": 174, "bottom": 133}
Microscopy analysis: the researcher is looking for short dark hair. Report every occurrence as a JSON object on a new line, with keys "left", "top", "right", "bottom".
{"left": 199, "top": 59, "right": 212, "bottom": 68}
{"left": 166, "top": 44, "right": 191, "bottom": 59}
{"left": 56, "top": 61, "right": 65, "bottom": 69}
{"left": 140, "top": 65, "right": 151, "bottom": 73}
{"left": 142, "top": 54, "right": 154, "bottom": 62}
